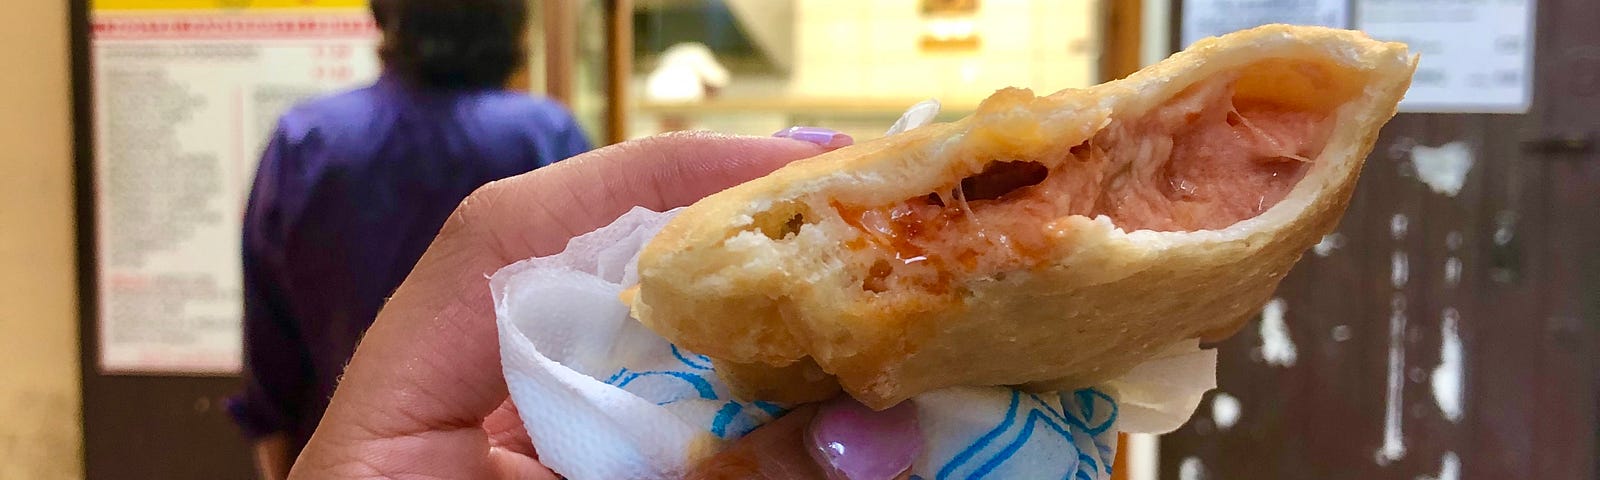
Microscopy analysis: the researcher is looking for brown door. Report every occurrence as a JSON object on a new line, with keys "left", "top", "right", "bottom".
{"left": 1160, "top": 0, "right": 1600, "bottom": 478}
{"left": 70, "top": 0, "right": 260, "bottom": 477}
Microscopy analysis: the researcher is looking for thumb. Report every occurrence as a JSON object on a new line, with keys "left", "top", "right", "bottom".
{"left": 687, "top": 405, "right": 825, "bottom": 480}
{"left": 688, "top": 396, "right": 924, "bottom": 480}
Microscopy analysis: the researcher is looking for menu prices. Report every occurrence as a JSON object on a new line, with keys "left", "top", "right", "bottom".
{"left": 1181, "top": 0, "right": 1350, "bottom": 47}
{"left": 93, "top": 10, "right": 379, "bottom": 374}
{"left": 1356, "top": 0, "right": 1537, "bottom": 113}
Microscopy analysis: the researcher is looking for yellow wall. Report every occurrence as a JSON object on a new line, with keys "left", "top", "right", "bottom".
{"left": 0, "top": 0, "right": 84, "bottom": 478}
{"left": 792, "top": 0, "right": 1099, "bottom": 103}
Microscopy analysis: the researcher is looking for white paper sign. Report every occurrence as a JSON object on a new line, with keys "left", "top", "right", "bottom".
{"left": 1357, "top": 0, "right": 1536, "bottom": 113}
{"left": 92, "top": 11, "right": 380, "bottom": 374}
{"left": 1181, "top": 0, "right": 1350, "bottom": 47}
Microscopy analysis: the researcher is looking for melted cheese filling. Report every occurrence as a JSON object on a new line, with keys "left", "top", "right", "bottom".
{"left": 836, "top": 66, "right": 1347, "bottom": 294}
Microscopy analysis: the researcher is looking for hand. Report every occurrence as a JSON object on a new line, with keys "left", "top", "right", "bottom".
{"left": 688, "top": 396, "right": 923, "bottom": 480}
{"left": 288, "top": 130, "right": 848, "bottom": 478}
{"left": 252, "top": 434, "right": 291, "bottom": 480}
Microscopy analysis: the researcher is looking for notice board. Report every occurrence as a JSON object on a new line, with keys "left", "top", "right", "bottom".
{"left": 1179, "top": 0, "right": 1350, "bottom": 47}
{"left": 90, "top": 0, "right": 379, "bottom": 374}
{"left": 1356, "top": 0, "right": 1538, "bottom": 113}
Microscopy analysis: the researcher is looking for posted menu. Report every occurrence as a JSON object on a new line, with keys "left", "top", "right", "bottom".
{"left": 1181, "top": 0, "right": 1350, "bottom": 47}
{"left": 1356, "top": 0, "right": 1537, "bottom": 113}
{"left": 92, "top": 3, "right": 378, "bottom": 374}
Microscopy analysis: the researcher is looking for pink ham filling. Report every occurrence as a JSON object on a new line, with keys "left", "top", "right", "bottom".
{"left": 838, "top": 68, "right": 1345, "bottom": 294}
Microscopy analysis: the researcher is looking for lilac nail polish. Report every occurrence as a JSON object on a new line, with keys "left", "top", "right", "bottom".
{"left": 807, "top": 396, "right": 923, "bottom": 480}
{"left": 774, "top": 126, "right": 854, "bottom": 149}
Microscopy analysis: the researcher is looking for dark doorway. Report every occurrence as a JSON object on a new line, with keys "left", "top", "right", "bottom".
{"left": 1160, "top": 0, "right": 1600, "bottom": 478}
{"left": 70, "top": 0, "right": 256, "bottom": 477}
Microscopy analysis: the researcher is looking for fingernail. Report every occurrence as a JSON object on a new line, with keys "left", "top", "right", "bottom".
{"left": 807, "top": 396, "right": 922, "bottom": 480}
{"left": 774, "top": 126, "right": 854, "bottom": 149}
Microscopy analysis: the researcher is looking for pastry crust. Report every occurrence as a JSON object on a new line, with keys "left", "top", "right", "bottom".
{"left": 626, "top": 25, "right": 1415, "bottom": 409}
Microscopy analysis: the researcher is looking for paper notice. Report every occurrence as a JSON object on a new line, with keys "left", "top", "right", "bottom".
{"left": 92, "top": 10, "right": 379, "bottom": 374}
{"left": 1357, "top": 0, "right": 1537, "bottom": 113}
{"left": 1181, "top": 0, "right": 1350, "bottom": 47}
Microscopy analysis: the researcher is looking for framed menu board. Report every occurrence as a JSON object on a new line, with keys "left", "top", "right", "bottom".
{"left": 89, "top": 0, "right": 379, "bottom": 374}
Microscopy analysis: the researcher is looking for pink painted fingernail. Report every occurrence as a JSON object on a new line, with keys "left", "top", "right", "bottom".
{"left": 807, "top": 396, "right": 923, "bottom": 480}
{"left": 774, "top": 126, "right": 854, "bottom": 149}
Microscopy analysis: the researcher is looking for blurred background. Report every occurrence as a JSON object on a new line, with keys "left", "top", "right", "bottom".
{"left": 1, "top": 0, "right": 1594, "bottom": 478}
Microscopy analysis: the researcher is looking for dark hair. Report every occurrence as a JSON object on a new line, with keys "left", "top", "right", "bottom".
{"left": 371, "top": 0, "right": 528, "bottom": 90}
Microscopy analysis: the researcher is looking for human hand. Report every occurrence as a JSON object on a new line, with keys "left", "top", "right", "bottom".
{"left": 290, "top": 128, "right": 926, "bottom": 479}
{"left": 687, "top": 396, "right": 923, "bottom": 480}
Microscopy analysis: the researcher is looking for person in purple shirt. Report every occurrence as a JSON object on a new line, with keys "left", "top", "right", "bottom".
{"left": 227, "top": 0, "right": 590, "bottom": 476}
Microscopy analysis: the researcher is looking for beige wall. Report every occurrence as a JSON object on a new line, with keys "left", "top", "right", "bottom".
{"left": 0, "top": 1, "right": 84, "bottom": 478}
{"left": 793, "top": 0, "right": 1099, "bottom": 104}
{"left": 628, "top": 0, "right": 1104, "bottom": 140}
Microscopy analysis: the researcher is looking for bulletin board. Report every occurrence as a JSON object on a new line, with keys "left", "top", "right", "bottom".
{"left": 1175, "top": 0, "right": 1537, "bottom": 114}
{"left": 87, "top": 0, "right": 380, "bottom": 375}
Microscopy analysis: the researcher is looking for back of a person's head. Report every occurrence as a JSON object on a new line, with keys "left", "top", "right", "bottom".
{"left": 371, "top": 0, "right": 527, "bottom": 90}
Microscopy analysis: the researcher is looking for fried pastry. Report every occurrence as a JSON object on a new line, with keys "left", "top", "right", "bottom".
{"left": 626, "top": 25, "right": 1415, "bottom": 409}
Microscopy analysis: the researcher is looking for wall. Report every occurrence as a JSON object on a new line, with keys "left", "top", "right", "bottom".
{"left": 0, "top": 0, "right": 84, "bottom": 478}
{"left": 1139, "top": 0, "right": 1170, "bottom": 67}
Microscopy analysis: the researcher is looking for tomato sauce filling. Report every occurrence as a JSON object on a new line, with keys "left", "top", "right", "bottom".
{"left": 835, "top": 65, "right": 1349, "bottom": 294}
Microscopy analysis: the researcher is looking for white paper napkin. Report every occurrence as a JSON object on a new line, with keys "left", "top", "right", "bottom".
{"left": 491, "top": 101, "right": 1217, "bottom": 480}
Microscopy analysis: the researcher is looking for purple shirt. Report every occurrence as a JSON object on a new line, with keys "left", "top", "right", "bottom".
{"left": 227, "top": 74, "right": 590, "bottom": 456}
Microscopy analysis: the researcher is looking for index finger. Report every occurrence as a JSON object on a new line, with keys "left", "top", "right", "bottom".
{"left": 454, "top": 131, "right": 836, "bottom": 261}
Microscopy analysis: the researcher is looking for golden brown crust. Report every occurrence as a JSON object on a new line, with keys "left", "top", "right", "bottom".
{"left": 626, "top": 25, "right": 1415, "bottom": 409}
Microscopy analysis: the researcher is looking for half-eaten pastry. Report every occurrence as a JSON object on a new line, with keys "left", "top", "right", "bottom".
{"left": 625, "top": 25, "right": 1416, "bottom": 409}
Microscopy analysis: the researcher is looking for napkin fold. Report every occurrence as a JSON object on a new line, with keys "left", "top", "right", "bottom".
{"left": 492, "top": 101, "right": 1216, "bottom": 479}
